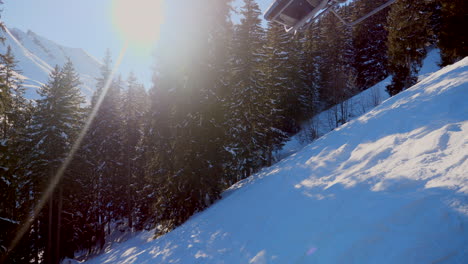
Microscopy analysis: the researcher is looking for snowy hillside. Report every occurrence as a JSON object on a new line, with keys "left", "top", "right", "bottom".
{"left": 83, "top": 57, "right": 468, "bottom": 263}
{"left": 0, "top": 26, "right": 102, "bottom": 99}
{"left": 279, "top": 49, "right": 441, "bottom": 159}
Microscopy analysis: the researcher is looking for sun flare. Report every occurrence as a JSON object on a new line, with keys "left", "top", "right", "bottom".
{"left": 111, "top": 0, "right": 164, "bottom": 49}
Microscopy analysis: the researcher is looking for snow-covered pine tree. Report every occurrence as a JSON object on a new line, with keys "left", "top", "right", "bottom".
{"left": 0, "top": 44, "right": 34, "bottom": 264}
{"left": 281, "top": 31, "right": 314, "bottom": 134}
{"left": 226, "top": 0, "right": 268, "bottom": 181}
{"left": 121, "top": 72, "right": 148, "bottom": 230}
{"left": 142, "top": 70, "right": 176, "bottom": 235}
{"left": 262, "top": 22, "right": 294, "bottom": 164}
{"left": 301, "top": 20, "right": 322, "bottom": 117}
{"left": 0, "top": 46, "right": 29, "bottom": 140}
{"left": 106, "top": 75, "right": 127, "bottom": 223}
{"left": 81, "top": 51, "right": 124, "bottom": 250}
{"left": 318, "top": 9, "right": 357, "bottom": 127}
{"left": 351, "top": 0, "right": 390, "bottom": 90}
{"left": 53, "top": 59, "right": 88, "bottom": 260}
{"left": 386, "top": 0, "right": 435, "bottom": 96}
{"left": 146, "top": 0, "right": 235, "bottom": 236}
{"left": 198, "top": 0, "right": 234, "bottom": 190}
{"left": 27, "top": 60, "right": 85, "bottom": 264}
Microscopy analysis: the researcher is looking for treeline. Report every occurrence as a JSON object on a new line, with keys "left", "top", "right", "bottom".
{"left": 1, "top": 0, "right": 466, "bottom": 263}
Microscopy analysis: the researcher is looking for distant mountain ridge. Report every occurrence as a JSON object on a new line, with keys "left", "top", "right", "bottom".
{"left": 0, "top": 26, "right": 102, "bottom": 99}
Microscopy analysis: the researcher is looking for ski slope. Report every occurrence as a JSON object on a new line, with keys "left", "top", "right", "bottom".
{"left": 0, "top": 26, "right": 102, "bottom": 99}
{"left": 83, "top": 55, "right": 468, "bottom": 263}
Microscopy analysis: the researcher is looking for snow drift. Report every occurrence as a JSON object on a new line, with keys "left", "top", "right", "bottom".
{"left": 85, "top": 58, "right": 468, "bottom": 264}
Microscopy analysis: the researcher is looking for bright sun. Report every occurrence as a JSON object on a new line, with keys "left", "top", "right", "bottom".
{"left": 111, "top": 0, "right": 164, "bottom": 49}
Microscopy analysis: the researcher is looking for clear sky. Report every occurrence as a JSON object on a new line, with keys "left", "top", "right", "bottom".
{"left": 2, "top": 0, "right": 162, "bottom": 86}
{"left": 2, "top": 0, "right": 271, "bottom": 87}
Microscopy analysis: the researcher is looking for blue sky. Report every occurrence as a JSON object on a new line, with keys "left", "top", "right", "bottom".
{"left": 3, "top": 0, "right": 155, "bottom": 85}
{"left": 2, "top": 0, "right": 271, "bottom": 87}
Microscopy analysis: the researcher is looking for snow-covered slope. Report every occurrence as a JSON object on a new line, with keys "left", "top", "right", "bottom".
{"left": 279, "top": 49, "right": 441, "bottom": 159}
{"left": 84, "top": 57, "right": 468, "bottom": 263}
{"left": 0, "top": 26, "right": 102, "bottom": 99}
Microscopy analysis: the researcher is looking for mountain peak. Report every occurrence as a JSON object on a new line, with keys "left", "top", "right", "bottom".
{"left": 1, "top": 25, "right": 102, "bottom": 100}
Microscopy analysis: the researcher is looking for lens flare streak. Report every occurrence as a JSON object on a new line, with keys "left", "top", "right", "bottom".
{"left": 6, "top": 43, "right": 128, "bottom": 257}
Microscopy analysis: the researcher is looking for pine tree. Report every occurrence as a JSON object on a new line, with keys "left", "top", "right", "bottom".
{"left": 437, "top": 0, "right": 468, "bottom": 66}
{"left": 283, "top": 33, "right": 314, "bottom": 133}
{"left": 27, "top": 60, "right": 85, "bottom": 264}
{"left": 318, "top": 9, "right": 357, "bottom": 126}
{"left": 0, "top": 46, "right": 28, "bottom": 140}
{"left": 198, "top": 0, "right": 234, "bottom": 189}
{"left": 145, "top": 0, "right": 236, "bottom": 235}
{"left": 301, "top": 21, "right": 322, "bottom": 115}
{"left": 262, "top": 22, "right": 295, "bottom": 163}
{"left": 226, "top": 0, "right": 268, "bottom": 181}
{"left": 0, "top": 44, "right": 33, "bottom": 264}
{"left": 54, "top": 60, "right": 88, "bottom": 260}
{"left": 386, "top": 0, "right": 435, "bottom": 96}
{"left": 121, "top": 72, "right": 148, "bottom": 230}
{"left": 81, "top": 51, "right": 123, "bottom": 250}
{"left": 264, "top": 22, "right": 304, "bottom": 134}
{"left": 352, "top": 0, "right": 390, "bottom": 90}
{"left": 142, "top": 71, "right": 176, "bottom": 234}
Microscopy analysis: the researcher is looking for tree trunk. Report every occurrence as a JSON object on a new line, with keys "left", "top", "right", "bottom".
{"left": 46, "top": 195, "right": 53, "bottom": 264}
{"left": 34, "top": 219, "right": 39, "bottom": 264}
{"left": 55, "top": 186, "right": 62, "bottom": 263}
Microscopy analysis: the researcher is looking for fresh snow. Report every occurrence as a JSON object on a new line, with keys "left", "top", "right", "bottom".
{"left": 0, "top": 26, "right": 102, "bottom": 100}
{"left": 83, "top": 55, "right": 468, "bottom": 263}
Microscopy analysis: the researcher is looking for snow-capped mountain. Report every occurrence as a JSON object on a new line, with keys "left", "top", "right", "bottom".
{"left": 0, "top": 26, "right": 102, "bottom": 99}
{"left": 83, "top": 56, "right": 468, "bottom": 263}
